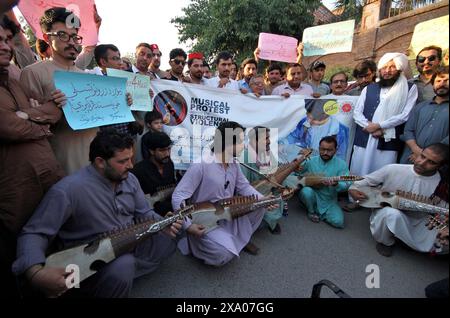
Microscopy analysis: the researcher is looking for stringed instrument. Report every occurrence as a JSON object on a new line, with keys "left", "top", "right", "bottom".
{"left": 249, "top": 148, "right": 313, "bottom": 195}
{"left": 357, "top": 186, "right": 449, "bottom": 215}
{"left": 145, "top": 184, "right": 176, "bottom": 209}
{"left": 298, "top": 175, "right": 363, "bottom": 187}
{"left": 189, "top": 191, "right": 293, "bottom": 233}
{"left": 44, "top": 205, "right": 194, "bottom": 283}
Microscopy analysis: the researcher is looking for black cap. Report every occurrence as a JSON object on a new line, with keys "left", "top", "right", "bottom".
{"left": 310, "top": 60, "right": 326, "bottom": 71}
{"left": 142, "top": 131, "right": 173, "bottom": 151}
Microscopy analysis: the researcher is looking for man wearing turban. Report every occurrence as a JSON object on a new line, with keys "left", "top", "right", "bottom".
{"left": 350, "top": 53, "right": 418, "bottom": 176}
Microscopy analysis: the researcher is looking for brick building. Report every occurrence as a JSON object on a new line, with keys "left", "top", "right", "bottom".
{"left": 303, "top": 0, "right": 449, "bottom": 72}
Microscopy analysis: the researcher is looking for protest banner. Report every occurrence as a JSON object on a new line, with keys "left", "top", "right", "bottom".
{"left": 408, "top": 15, "right": 449, "bottom": 59}
{"left": 258, "top": 33, "right": 298, "bottom": 63}
{"left": 107, "top": 68, "right": 153, "bottom": 112}
{"left": 148, "top": 80, "right": 358, "bottom": 169}
{"left": 54, "top": 71, "right": 135, "bottom": 130}
{"left": 17, "top": 0, "right": 98, "bottom": 46}
{"left": 303, "top": 20, "right": 355, "bottom": 57}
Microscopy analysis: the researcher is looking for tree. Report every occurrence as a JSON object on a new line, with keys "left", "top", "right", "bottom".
{"left": 171, "top": 0, "right": 321, "bottom": 64}
{"left": 333, "top": 0, "right": 367, "bottom": 25}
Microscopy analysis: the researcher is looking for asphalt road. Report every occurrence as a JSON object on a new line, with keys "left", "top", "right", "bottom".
{"left": 131, "top": 197, "right": 448, "bottom": 298}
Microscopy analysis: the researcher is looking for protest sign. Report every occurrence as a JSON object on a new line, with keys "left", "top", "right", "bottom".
{"left": 408, "top": 15, "right": 449, "bottom": 59}
{"left": 258, "top": 33, "right": 298, "bottom": 63}
{"left": 54, "top": 71, "right": 134, "bottom": 130}
{"left": 107, "top": 68, "right": 152, "bottom": 112}
{"left": 18, "top": 0, "right": 98, "bottom": 46}
{"left": 303, "top": 20, "right": 355, "bottom": 56}
{"left": 148, "top": 80, "right": 358, "bottom": 169}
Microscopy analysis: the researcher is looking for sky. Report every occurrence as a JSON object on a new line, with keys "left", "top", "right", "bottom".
{"left": 14, "top": 0, "right": 336, "bottom": 70}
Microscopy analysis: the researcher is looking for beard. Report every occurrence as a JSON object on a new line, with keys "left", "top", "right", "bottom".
{"left": 379, "top": 72, "right": 401, "bottom": 87}
{"left": 434, "top": 86, "right": 449, "bottom": 97}
{"left": 104, "top": 164, "right": 128, "bottom": 182}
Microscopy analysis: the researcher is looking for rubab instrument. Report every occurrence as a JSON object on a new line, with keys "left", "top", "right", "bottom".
{"left": 357, "top": 186, "right": 449, "bottom": 216}
{"left": 45, "top": 205, "right": 195, "bottom": 283}
{"left": 189, "top": 191, "right": 294, "bottom": 233}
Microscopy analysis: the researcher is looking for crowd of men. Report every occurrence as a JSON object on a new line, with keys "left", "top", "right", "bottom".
{"left": 0, "top": 3, "right": 448, "bottom": 298}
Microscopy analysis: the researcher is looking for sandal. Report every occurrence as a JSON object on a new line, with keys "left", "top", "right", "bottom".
{"left": 308, "top": 214, "right": 320, "bottom": 223}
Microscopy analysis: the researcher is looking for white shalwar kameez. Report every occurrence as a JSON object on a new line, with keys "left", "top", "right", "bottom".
{"left": 350, "top": 164, "right": 445, "bottom": 253}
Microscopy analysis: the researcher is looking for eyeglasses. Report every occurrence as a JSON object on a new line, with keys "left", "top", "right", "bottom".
{"left": 171, "top": 59, "right": 186, "bottom": 66}
{"left": 46, "top": 31, "right": 83, "bottom": 45}
{"left": 417, "top": 55, "right": 438, "bottom": 63}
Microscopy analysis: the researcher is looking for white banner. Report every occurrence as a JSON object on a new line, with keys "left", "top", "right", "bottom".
{"left": 149, "top": 80, "right": 358, "bottom": 169}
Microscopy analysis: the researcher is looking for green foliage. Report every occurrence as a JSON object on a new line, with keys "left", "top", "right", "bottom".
{"left": 324, "top": 65, "right": 355, "bottom": 82}
{"left": 333, "top": 0, "right": 366, "bottom": 24}
{"left": 171, "top": 0, "right": 321, "bottom": 64}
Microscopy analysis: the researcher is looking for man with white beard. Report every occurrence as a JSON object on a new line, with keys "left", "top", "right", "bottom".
{"left": 350, "top": 53, "right": 418, "bottom": 176}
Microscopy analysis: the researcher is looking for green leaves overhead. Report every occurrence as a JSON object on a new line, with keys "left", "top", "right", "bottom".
{"left": 171, "top": 0, "right": 321, "bottom": 63}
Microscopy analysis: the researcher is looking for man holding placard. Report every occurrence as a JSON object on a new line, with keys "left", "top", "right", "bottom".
{"left": 20, "top": 7, "right": 97, "bottom": 175}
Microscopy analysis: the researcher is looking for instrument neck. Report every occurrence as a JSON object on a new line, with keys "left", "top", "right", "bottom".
{"left": 110, "top": 209, "right": 191, "bottom": 256}
{"left": 398, "top": 197, "right": 449, "bottom": 215}
{"left": 229, "top": 197, "right": 281, "bottom": 219}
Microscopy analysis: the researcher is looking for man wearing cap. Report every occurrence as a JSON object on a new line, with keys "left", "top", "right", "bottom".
{"left": 308, "top": 61, "right": 331, "bottom": 97}
{"left": 148, "top": 44, "right": 170, "bottom": 80}
{"left": 351, "top": 53, "right": 418, "bottom": 176}
{"left": 187, "top": 52, "right": 207, "bottom": 85}
{"left": 132, "top": 131, "right": 177, "bottom": 217}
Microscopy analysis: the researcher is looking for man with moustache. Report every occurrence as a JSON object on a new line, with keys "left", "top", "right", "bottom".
{"left": 148, "top": 43, "right": 170, "bottom": 79}
{"left": 205, "top": 51, "right": 240, "bottom": 90}
{"left": 327, "top": 72, "right": 348, "bottom": 96}
{"left": 0, "top": 24, "right": 65, "bottom": 299}
{"left": 298, "top": 136, "right": 351, "bottom": 228}
{"left": 237, "top": 58, "right": 258, "bottom": 93}
{"left": 346, "top": 60, "right": 377, "bottom": 96}
{"left": 409, "top": 46, "right": 442, "bottom": 104}
{"left": 349, "top": 143, "right": 449, "bottom": 257}
{"left": 400, "top": 66, "right": 449, "bottom": 164}
{"left": 351, "top": 53, "right": 418, "bottom": 176}
{"left": 133, "top": 43, "right": 153, "bottom": 76}
{"left": 186, "top": 52, "right": 206, "bottom": 85}
{"left": 167, "top": 48, "right": 188, "bottom": 82}
{"left": 263, "top": 63, "right": 284, "bottom": 95}
{"left": 132, "top": 132, "right": 177, "bottom": 216}
{"left": 20, "top": 7, "right": 98, "bottom": 175}
{"left": 272, "top": 63, "right": 313, "bottom": 97}
{"left": 12, "top": 130, "right": 182, "bottom": 298}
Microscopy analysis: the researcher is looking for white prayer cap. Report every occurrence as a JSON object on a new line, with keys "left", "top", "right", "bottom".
{"left": 378, "top": 53, "right": 409, "bottom": 71}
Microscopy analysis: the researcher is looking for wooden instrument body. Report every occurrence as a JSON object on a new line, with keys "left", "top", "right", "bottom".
{"left": 145, "top": 185, "right": 175, "bottom": 209}
{"left": 357, "top": 186, "right": 449, "bottom": 215}
{"left": 43, "top": 206, "right": 194, "bottom": 285}
{"left": 45, "top": 239, "right": 116, "bottom": 282}
{"left": 357, "top": 186, "right": 400, "bottom": 209}
{"left": 189, "top": 202, "right": 230, "bottom": 233}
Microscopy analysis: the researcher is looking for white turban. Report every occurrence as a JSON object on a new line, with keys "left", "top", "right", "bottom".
{"left": 378, "top": 52, "right": 410, "bottom": 72}
{"left": 374, "top": 53, "right": 411, "bottom": 142}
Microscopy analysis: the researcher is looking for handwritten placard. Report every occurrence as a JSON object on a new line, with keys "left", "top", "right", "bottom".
{"left": 54, "top": 71, "right": 134, "bottom": 130}
{"left": 303, "top": 20, "right": 355, "bottom": 57}
{"left": 17, "top": 0, "right": 98, "bottom": 46}
{"left": 258, "top": 33, "right": 298, "bottom": 63}
{"left": 408, "top": 15, "right": 449, "bottom": 59}
{"left": 107, "top": 68, "right": 152, "bottom": 112}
